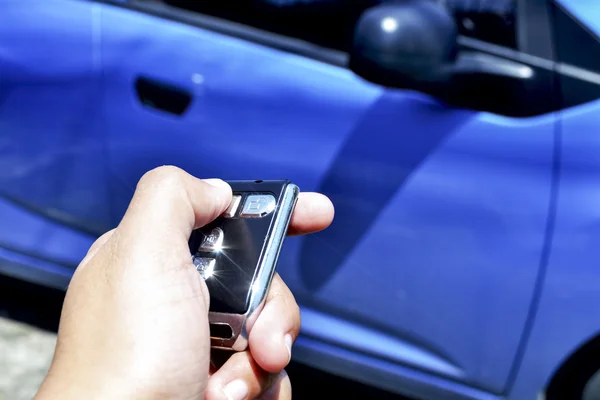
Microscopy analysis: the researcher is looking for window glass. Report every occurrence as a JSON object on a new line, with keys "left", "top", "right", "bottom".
{"left": 444, "top": 0, "right": 517, "bottom": 48}
{"left": 164, "top": 0, "right": 517, "bottom": 51}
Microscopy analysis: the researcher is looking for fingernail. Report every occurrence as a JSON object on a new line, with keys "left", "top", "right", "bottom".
{"left": 284, "top": 334, "right": 293, "bottom": 362}
{"left": 203, "top": 178, "right": 230, "bottom": 190}
{"left": 203, "top": 179, "right": 232, "bottom": 210}
{"left": 223, "top": 379, "right": 248, "bottom": 400}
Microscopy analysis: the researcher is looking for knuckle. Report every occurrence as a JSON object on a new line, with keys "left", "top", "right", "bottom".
{"left": 137, "top": 166, "right": 188, "bottom": 198}
{"left": 84, "top": 229, "right": 115, "bottom": 257}
{"left": 97, "top": 228, "right": 115, "bottom": 242}
{"left": 138, "top": 165, "right": 186, "bottom": 189}
{"left": 272, "top": 287, "right": 300, "bottom": 322}
{"left": 284, "top": 290, "right": 301, "bottom": 329}
{"left": 291, "top": 300, "right": 301, "bottom": 326}
{"left": 90, "top": 236, "right": 105, "bottom": 250}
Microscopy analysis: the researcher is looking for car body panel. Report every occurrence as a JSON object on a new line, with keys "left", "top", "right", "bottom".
{"left": 4, "top": 0, "right": 595, "bottom": 399}
{"left": 0, "top": 1, "right": 111, "bottom": 235}
{"left": 504, "top": 1, "right": 600, "bottom": 398}
{"left": 0, "top": 196, "right": 93, "bottom": 289}
{"left": 509, "top": 98, "right": 600, "bottom": 399}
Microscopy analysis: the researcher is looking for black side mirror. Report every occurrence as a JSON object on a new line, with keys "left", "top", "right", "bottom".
{"left": 350, "top": 0, "right": 457, "bottom": 92}
{"left": 349, "top": 0, "right": 551, "bottom": 117}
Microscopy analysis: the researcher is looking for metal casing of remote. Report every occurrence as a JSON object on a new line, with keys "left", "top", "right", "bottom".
{"left": 188, "top": 180, "right": 299, "bottom": 350}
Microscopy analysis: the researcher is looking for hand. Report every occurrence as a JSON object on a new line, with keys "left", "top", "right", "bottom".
{"left": 35, "top": 166, "right": 334, "bottom": 400}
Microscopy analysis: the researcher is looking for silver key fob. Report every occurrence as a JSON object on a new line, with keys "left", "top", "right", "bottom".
{"left": 188, "top": 180, "right": 299, "bottom": 350}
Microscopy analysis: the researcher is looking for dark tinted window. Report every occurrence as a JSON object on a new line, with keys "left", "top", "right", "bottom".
{"left": 164, "top": 0, "right": 368, "bottom": 50}
{"left": 164, "top": 0, "right": 517, "bottom": 51}
{"left": 445, "top": 0, "right": 517, "bottom": 48}
{"left": 552, "top": 1, "right": 600, "bottom": 74}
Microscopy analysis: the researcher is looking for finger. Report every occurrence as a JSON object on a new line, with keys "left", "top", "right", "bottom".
{"left": 287, "top": 192, "right": 334, "bottom": 236}
{"left": 78, "top": 229, "right": 115, "bottom": 268}
{"left": 257, "top": 371, "right": 291, "bottom": 400}
{"left": 86, "top": 229, "right": 115, "bottom": 257}
{"left": 205, "top": 351, "right": 277, "bottom": 400}
{"left": 116, "top": 166, "right": 232, "bottom": 256}
{"left": 249, "top": 274, "right": 300, "bottom": 373}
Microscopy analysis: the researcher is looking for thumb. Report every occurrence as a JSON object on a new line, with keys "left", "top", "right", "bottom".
{"left": 116, "top": 166, "right": 232, "bottom": 262}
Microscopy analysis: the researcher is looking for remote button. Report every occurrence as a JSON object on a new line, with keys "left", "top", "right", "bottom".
{"left": 224, "top": 195, "right": 242, "bottom": 218}
{"left": 193, "top": 256, "right": 216, "bottom": 280}
{"left": 198, "top": 227, "right": 224, "bottom": 252}
{"left": 240, "top": 194, "right": 276, "bottom": 217}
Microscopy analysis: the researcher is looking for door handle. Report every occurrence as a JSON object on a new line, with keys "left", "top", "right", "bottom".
{"left": 135, "top": 76, "right": 192, "bottom": 116}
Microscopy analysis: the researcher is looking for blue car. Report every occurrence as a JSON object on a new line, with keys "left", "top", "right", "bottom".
{"left": 2, "top": 0, "right": 600, "bottom": 399}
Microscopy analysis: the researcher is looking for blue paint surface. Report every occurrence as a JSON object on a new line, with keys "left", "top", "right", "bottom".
{"left": 509, "top": 99, "right": 600, "bottom": 399}
{"left": 3, "top": 1, "right": 600, "bottom": 399}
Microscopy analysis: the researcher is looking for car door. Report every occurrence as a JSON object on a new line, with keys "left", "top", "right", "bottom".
{"left": 0, "top": 1, "right": 108, "bottom": 287}
{"left": 509, "top": 1, "right": 600, "bottom": 399}
{"left": 96, "top": 0, "right": 558, "bottom": 397}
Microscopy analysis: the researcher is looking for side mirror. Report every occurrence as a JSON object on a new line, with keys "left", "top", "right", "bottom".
{"left": 350, "top": 0, "right": 457, "bottom": 92}
{"left": 349, "top": 0, "right": 549, "bottom": 117}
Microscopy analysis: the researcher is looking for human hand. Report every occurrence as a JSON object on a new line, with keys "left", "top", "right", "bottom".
{"left": 35, "top": 166, "right": 334, "bottom": 400}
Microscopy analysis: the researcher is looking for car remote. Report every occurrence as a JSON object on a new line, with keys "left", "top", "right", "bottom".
{"left": 188, "top": 180, "right": 299, "bottom": 351}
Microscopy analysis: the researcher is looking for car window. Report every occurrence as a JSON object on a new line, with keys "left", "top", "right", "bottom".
{"left": 163, "top": 0, "right": 517, "bottom": 51}
{"left": 444, "top": 0, "right": 517, "bottom": 48}
{"left": 163, "top": 0, "right": 369, "bottom": 51}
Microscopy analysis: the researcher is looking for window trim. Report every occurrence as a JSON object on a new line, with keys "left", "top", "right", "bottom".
{"left": 517, "top": 0, "right": 555, "bottom": 60}
{"left": 96, "top": 0, "right": 547, "bottom": 69}
{"left": 95, "top": 0, "right": 600, "bottom": 114}
{"left": 94, "top": 0, "right": 350, "bottom": 67}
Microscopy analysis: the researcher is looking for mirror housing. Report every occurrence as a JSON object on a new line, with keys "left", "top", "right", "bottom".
{"left": 349, "top": 1, "right": 550, "bottom": 117}
{"left": 350, "top": 0, "right": 457, "bottom": 92}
